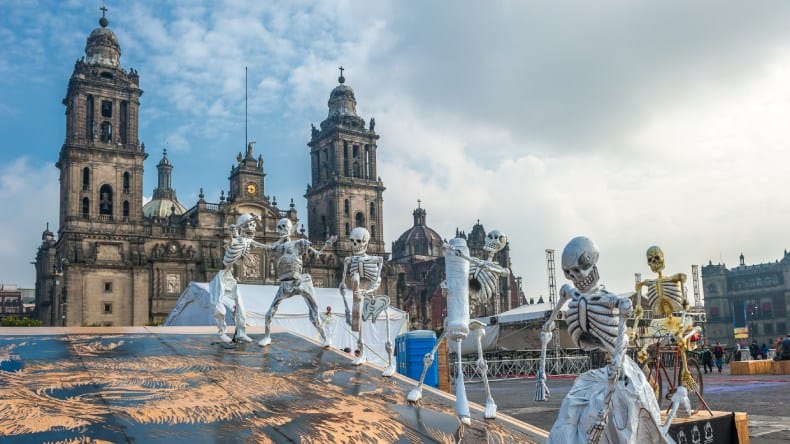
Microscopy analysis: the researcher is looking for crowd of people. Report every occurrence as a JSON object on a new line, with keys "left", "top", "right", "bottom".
{"left": 696, "top": 334, "right": 790, "bottom": 373}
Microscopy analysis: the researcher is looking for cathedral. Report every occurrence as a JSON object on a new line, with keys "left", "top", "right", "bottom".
{"left": 34, "top": 11, "right": 524, "bottom": 328}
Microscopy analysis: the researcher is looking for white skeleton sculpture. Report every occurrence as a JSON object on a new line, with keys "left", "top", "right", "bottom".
{"left": 257, "top": 218, "right": 337, "bottom": 348}
{"left": 407, "top": 232, "right": 509, "bottom": 425}
{"left": 210, "top": 213, "right": 261, "bottom": 343}
{"left": 535, "top": 236, "right": 675, "bottom": 444}
{"left": 338, "top": 227, "right": 394, "bottom": 375}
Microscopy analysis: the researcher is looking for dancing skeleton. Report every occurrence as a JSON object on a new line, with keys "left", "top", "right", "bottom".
{"left": 210, "top": 213, "right": 261, "bottom": 343}
{"left": 407, "top": 231, "right": 509, "bottom": 424}
{"left": 634, "top": 246, "right": 701, "bottom": 406}
{"left": 338, "top": 227, "right": 394, "bottom": 376}
{"left": 535, "top": 237, "right": 676, "bottom": 443}
{"left": 257, "top": 218, "right": 336, "bottom": 348}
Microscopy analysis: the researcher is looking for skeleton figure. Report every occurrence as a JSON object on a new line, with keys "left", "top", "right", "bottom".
{"left": 468, "top": 230, "right": 510, "bottom": 314}
{"left": 634, "top": 246, "right": 701, "bottom": 409}
{"left": 257, "top": 218, "right": 337, "bottom": 348}
{"left": 407, "top": 233, "right": 508, "bottom": 424}
{"left": 535, "top": 237, "right": 672, "bottom": 444}
{"left": 339, "top": 227, "right": 392, "bottom": 375}
{"left": 210, "top": 213, "right": 263, "bottom": 343}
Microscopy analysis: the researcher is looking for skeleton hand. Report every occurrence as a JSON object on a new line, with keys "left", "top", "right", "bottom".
{"left": 324, "top": 235, "right": 338, "bottom": 249}
{"left": 588, "top": 410, "right": 608, "bottom": 444}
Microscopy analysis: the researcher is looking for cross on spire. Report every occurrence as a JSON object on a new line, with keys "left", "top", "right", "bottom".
{"left": 338, "top": 66, "right": 345, "bottom": 84}
{"left": 417, "top": 198, "right": 421, "bottom": 209}
{"left": 100, "top": 5, "right": 108, "bottom": 17}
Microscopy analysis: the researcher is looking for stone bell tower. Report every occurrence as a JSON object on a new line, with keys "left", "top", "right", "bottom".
{"left": 305, "top": 68, "right": 386, "bottom": 258}
{"left": 36, "top": 8, "right": 149, "bottom": 327}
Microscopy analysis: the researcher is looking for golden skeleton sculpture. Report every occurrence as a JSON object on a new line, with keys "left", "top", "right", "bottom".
{"left": 634, "top": 246, "right": 701, "bottom": 394}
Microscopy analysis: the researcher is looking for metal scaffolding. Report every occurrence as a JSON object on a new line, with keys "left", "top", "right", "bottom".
{"left": 451, "top": 355, "right": 591, "bottom": 383}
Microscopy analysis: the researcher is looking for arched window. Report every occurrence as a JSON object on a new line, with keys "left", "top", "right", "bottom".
{"left": 344, "top": 223, "right": 350, "bottom": 236}
{"left": 123, "top": 172, "right": 130, "bottom": 194}
{"left": 86, "top": 95, "right": 94, "bottom": 140}
{"left": 369, "top": 202, "right": 376, "bottom": 218}
{"left": 82, "top": 167, "right": 90, "bottom": 191}
{"left": 355, "top": 212, "right": 365, "bottom": 228}
{"left": 123, "top": 200, "right": 130, "bottom": 218}
{"left": 353, "top": 162, "right": 360, "bottom": 178}
{"left": 99, "top": 184, "right": 113, "bottom": 216}
{"left": 120, "top": 101, "right": 128, "bottom": 144}
{"left": 371, "top": 225, "right": 376, "bottom": 239}
{"left": 343, "top": 143, "right": 349, "bottom": 176}
{"left": 82, "top": 197, "right": 90, "bottom": 219}
{"left": 344, "top": 199, "right": 350, "bottom": 216}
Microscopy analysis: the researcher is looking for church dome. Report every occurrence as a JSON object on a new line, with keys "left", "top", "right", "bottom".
{"left": 392, "top": 205, "right": 444, "bottom": 260}
{"left": 85, "top": 14, "right": 121, "bottom": 68}
{"left": 143, "top": 198, "right": 188, "bottom": 218}
{"left": 327, "top": 72, "right": 358, "bottom": 118}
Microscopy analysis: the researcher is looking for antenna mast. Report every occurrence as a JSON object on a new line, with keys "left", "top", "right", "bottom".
{"left": 245, "top": 66, "right": 248, "bottom": 149}
{"left": 692, "top": 264, "right": 701, "bottom": 308}
{"left": 546, "top": 249, "right": 561, "bottom": 355}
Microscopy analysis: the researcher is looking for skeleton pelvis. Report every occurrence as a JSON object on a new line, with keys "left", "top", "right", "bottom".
{"left": 361, "top": 295, "right": 390, "bottom": 323}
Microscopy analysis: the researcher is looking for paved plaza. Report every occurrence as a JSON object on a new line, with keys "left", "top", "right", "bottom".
{"left": 465, "top": 366, "right": 790, "bottom": 443}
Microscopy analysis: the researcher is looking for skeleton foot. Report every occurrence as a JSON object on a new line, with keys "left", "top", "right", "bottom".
{"left": 236, "top": 334, "right": 253, "bottom": 343}
{"left": 257, "top": 335, "right": 272, "bottom": 347}
{"left": 484, "top": 401, "right": 497, "bottom": 420}
{"left": 407, "top": 388, "right": 423, "bottom": 403}
{"left": 321, "top": 336, "right": 332, "bottom": 349}
{"left": 352, "top": 355, "right": 367, "bottom": 366}
{"left": 382, "top": 362, "right": 396, "bottom": 377}
{"left": 218, "top": 333, "right": 232, "bottom": 344}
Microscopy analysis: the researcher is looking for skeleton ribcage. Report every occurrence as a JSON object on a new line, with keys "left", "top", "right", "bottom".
{"left": 646, "top": 280, "right": 684, "bottom": 315}
{"left": 469, "top": 262, "right": 498, "bottom": 301}
{"left": 566, "top": 294, "right": 621, "bottom": 356}
{"left": 347, "top": 256, "right": 381, "bottom": 290}
{"left": 223, "top": 237, "right": 251, "bottom": 267}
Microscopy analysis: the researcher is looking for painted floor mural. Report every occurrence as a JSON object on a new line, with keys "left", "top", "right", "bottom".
{"left": 0, "top": 328, "right": 546, "bottom": 443}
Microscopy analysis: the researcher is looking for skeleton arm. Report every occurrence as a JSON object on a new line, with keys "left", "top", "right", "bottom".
{"left": 339, "top": 257, "right": 353, "bottom": 326}
{"left": 307, "top": 235, "right": 338, "bottom": 256}
{"left": 535, "top": 284, "right": 573, "bottom": 401}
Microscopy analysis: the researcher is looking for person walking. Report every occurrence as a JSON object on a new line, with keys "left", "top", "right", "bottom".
{"left": 761, "top": 343, "right": 769, "bottom": 359}
{"left": 713, "top": 341, "right": 725, "bottom": 373}
{"left": 749, "top": 339, "right": 760, "bottom": 360}
{"left": 701, "top": 344, "right": 714, "bottom": 374}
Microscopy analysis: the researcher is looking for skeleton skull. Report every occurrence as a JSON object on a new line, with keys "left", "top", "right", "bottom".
{"left": 646, "top": 246, "right": 665, "bottom": 274}
{"left": 236, "top": 213, "right": 258, "bottom": 237}
{"left": 483, "top": 230, "right": 507, "bottom": 254}
{"left": 277, "top": 218, "right": 293, "bottom": 238}
{"left": 561, "top": 236, "right": 600, "bottom": 292}
{"left": 349, "top": 227, "right": 370, "bottom": 255}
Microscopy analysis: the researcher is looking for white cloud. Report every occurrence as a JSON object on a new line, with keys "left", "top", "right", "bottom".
{"left": 0, "top": 158, "right": 59, "bottom": 287}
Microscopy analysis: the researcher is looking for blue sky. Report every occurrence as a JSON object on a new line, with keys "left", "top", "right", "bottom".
{"left": 3, "top": 1, "right": 790, "bottom": 300}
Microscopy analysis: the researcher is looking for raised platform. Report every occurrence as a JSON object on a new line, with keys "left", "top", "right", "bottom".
{"left": 731, "top": 359, "right": 790, "bottom": 375}
{"left": 0, "top": 327, "right": 548, "bottom": 443}
{"left": 664, "top": 410, "right": 749, "bottom": 444}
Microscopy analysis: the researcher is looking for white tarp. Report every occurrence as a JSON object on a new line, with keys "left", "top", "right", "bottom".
{"left": 164, "top": 282, "right": 409, "bottom": 367}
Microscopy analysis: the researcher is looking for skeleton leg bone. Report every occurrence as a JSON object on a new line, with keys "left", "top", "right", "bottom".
{"left": 258, "top": 286, "right": 288, "bottom": 347}
{"left": 233, "top": 289, "right": 252, "bottom": 343}
{"left": 382, "top": 307, "right": 395, "bottom": 377}
{"left": 407, "top": 331, "right": 446, "bottom": 403}
{"left": 352, "top": 293, "right": 366, "bottom": 365}
{"left": 454, "top": 338, "right": 471, "bottom": 425}
{"left": 471, "top": 321, "right": 497, "bottom": 419}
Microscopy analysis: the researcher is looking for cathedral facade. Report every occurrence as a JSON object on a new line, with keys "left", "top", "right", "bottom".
{"left": 34, "top": 12, "right": 524, "bottom": 328}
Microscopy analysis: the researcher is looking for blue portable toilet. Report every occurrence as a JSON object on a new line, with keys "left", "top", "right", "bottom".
{"left": 396, "top": 330, "right": 438, "bottom": 388}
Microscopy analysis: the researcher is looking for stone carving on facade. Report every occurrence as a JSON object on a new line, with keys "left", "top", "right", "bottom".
{"left": 241, "top": 252, "right": 261, "bottom": 279}
{"left": 535, "top": 237, "right": 674, "bottom": 443}
{"left": 166, "top": 274, "right": 180, "bottom": 294}
{"left": 339, "top": 227, "right": 392, "bottom": 375}
{"left": 257, "top": 218, "right": 337, "bottom": 348}
{"left": 407, "top": 235, "right": 503, "bottom": 424}
{"left": 150, "top": 241, "right": 194, "bottom": 260}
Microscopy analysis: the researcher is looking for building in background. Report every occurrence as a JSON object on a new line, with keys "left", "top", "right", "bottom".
{"left": 701, "top": 252, "right": 790, "bottom": 347}
{"left": 34, "top": 10, "right": 526, "bottom": 328}
{"left": 0, "top": 284, "right": 25, "bottom": 320}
